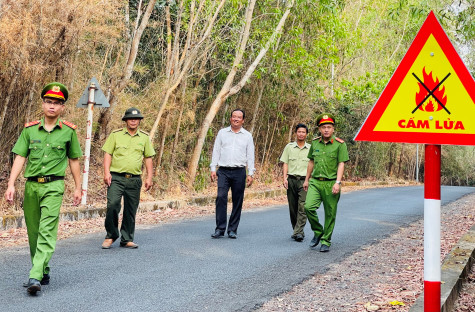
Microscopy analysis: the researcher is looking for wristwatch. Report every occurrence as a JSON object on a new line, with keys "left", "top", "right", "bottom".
{"left": 336, "top": 181, "right": 341, "bottom": 185}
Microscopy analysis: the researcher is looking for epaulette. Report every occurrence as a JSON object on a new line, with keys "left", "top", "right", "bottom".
{"left": 335, "top": 137, "right": 344, "bottom": 143}
{"left": 312, "top": 136, "right": 321, "bottom": 141}
{"left": 24, "top": 120, "right": 40, "bottom": 128}
{"left": 139, "top": 129, "right": 150, "bottom": 136}
{"left": 62, "top": 120, "right": 77, "bottom": 130}
{"left": 112, "top": 128, "right": 123, "bottom": 133}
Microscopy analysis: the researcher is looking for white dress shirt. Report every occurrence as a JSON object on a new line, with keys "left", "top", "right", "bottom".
{"left": 210, "top": 126, "right": 255, "bottom": 176}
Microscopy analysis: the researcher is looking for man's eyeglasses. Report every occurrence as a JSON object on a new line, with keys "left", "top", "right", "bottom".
{"left": 43, "top": 99, "right": 64, "bottom": 106}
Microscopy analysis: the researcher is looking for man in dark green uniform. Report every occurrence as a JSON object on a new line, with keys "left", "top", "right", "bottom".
{"left": 101, "top": 107, "right": 155, "bottom": 249}
{"left": 280, "top": 123, "right": 310, "bottom": 242}
{"left": 303, "top": 113, "right": 349, "bottom": 252}
{"left": 4, "top": 82, "right": 83, "bottom": 295}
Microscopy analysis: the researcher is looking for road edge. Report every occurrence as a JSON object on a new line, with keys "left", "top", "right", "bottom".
{"left": 409, "top": 224, "right": 475, "bottom": 312}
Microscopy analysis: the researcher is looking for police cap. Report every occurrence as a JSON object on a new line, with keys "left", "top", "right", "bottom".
{"left": 41, "top": 82, "right": 69, "bottom": 102}
{"left": 317, "top": 113, "right": 335, "bottom": 126}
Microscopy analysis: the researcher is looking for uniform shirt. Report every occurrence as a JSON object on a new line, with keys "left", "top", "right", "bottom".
{"left": 307, "top": 136, "right": 349, "bottom": 180}
{"left": 210, "top": 126, "right": 255, "bottom": 176}
{"left": 279, "top": 141, "right": 310, "bottom": 177}
{"left": 12, "top": 119, "right": 83, "bottom": 177}
{"left": 102, "top": 128, "right": 156, "bottom": 175}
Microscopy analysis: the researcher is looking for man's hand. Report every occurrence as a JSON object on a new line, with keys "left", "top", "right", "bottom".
{"left": 283, "top": 179, "right": 288, "bottom": 189}
{"left": 303, "top": 180, "right": 309, "bottom": 192}
{"left": 73, "top": 188, "right": 82, "bottom": 206}
{"left": 332, "top": 183, "right": 341, "bottom": 194}
{"left": 4, "top": 186, "right": 15, "bottom": 204}
{"left": 247, "top": 176, "right": 253, "bottom": 187}
{"left": 104, "top": 172, "right": 112, "bottom": 187}
{"left": 145, "top": 177, "right": 153, "bottom": 191}
{"left": 210, "top": 171, "right": 217, "bottom": 182}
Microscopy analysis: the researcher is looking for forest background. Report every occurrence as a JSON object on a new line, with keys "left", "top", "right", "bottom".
{"left": 0, "top": 0, "right": 474, "bottom": 213}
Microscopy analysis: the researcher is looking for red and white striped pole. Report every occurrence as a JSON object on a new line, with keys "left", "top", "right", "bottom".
{"left": 424, "top": 144, "right": 441, "bottom": 311}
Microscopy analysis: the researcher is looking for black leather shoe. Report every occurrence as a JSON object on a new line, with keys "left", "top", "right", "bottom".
{"left": 228, "top": 231, "right": 237, "bottom": 239}
{"left": 320, "top": 244, "right": 330, "bottom": 252}
{"left": 211, "top": 230, "right": 225, "bottom": 238}
{"left": 23, "top": 274, "right": 50, "bottom": 287}
{"left": 27, "top": 278, "right": 41, "bottom": 295}
{"left": 294, "top": 234, "right": 304, "bottom": 242}
{"left": 290, "top": 234, "right": 297, "bottom": 240}
{"left": 309, "top": 234, "right": 323, "bottom": 247}
{"left": 40, "top": 273, "right": 50, "bottom": 285}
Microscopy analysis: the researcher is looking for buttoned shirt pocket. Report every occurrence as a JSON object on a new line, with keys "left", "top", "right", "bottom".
{"left": 28, "top": 142, "right": 43, "bottom": 160}
{"left": 50, "top": 141, "right": 67, "bottom": 160}
{"left": 114, "top": 143, "right": 129, "bottom": 157}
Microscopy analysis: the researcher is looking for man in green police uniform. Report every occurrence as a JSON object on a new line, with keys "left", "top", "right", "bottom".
{"left": 101, "top": 107, "right": 155, "bottom": 250}
{"left": 4, "top": 82, "right": 82, "bottom": 295}
{"left": 303, "top": 113, "right": 349, "bottom": 252}
{"left": 280, "top": 123, "right": 310, "bottom": 242}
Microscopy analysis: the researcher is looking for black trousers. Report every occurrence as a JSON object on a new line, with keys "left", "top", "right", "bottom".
{"left": 215, "top": 167, "right": 246, "bottom": 233}
{"left": 105, "top": 174, "right": 142, "bottom": 243}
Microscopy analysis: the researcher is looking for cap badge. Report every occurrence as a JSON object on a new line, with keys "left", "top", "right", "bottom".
{"left": 323, "top": 115, "right": 328, "bottom": 119}
{"left": 132, "top": 110, "right": 138, "bottom": 114}
{"left": 52, "top": 86, "right": 60, "bottom": 92}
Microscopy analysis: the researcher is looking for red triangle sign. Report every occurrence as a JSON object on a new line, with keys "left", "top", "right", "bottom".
{"left": 354, "top": 11, "right": 475, "bottom": 146}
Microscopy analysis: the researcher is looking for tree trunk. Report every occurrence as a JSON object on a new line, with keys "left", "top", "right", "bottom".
{"left": 94, "top": 0, "right": 156, "bottom": 141}
{"left": 149, "top": 0, "right": 226, "bottom": 141}
{"left": 249, "top": 79, "right": 264, "bottom": 134}
{"left": 155, "top": 111, "right": 171, "bottom": 175}
{"left": 187, "top": 0, "right": 294, "bottom": 185}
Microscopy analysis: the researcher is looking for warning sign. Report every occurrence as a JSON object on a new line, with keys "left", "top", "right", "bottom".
{"left": 354, "top": 11, "right": 475, "bottom": 146}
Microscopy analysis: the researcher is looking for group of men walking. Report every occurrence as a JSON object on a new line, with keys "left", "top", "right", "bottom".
{"left": 4, "top": 82, "right": 348, "bottom": 296}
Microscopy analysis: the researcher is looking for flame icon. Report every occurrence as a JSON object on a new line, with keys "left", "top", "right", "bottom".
{"left": 415, "top": 67, "right": 448, "bottom": 112}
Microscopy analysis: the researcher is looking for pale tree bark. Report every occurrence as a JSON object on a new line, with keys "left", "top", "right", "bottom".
{"left": 249, "top": 79, "right": 264, "bottom": 134}
{"left": 168, "top": 83, "right": 187, "bottom": 183}
{"left": 155, "top": 111, "right": 171, "bottom": 175}
{"left": 94, "top": 0, "right": 156, "bottom": 142}
{"left": 187, "top": 0, "right": 295, "bottom": 185}
{"left": 149, "top": 0, "right": 225, "bottom": 140}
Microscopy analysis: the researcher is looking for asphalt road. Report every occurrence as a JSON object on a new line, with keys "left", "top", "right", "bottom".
{"left": 1, "top": 186, "right": 473, "bottom": 312}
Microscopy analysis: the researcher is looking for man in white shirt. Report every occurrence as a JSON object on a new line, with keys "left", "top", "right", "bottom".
{"left": 210, "top": 109, "right": 255, "bottom": 239}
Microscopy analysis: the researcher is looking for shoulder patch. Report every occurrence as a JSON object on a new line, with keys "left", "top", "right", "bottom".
{"left": 312, "top": 136, "right": 321, "bottom": 141}
{"left": 62, "top": 120, "right": 77, "bottom": 129}
{"left": 24, "top": 120, "right": 41, "bottom": 128}
{"left": 335, "top": 137, "right": 345, "bottom": 143}
{"left": 112, "top": 128, "right": 123, "bottom": 133}
{"left": 139, "top": 129, "right": 150, "bottom": 136}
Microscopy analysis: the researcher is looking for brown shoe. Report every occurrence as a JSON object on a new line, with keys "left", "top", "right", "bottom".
{"left": 101, "top": 238, "right": 116, "bottom": 249}
{"left": 120, "top": 242, "right": 139, "bottom": 249}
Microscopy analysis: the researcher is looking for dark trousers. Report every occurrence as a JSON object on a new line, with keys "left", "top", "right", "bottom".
{"left": 287, "top": 177, "right": 307, "bottom": 236}
{"left": 105, "top": 174, "right": 142, "bottom": 243}
{"left": 215, "top": 167, "right": 246, "bottom": 233}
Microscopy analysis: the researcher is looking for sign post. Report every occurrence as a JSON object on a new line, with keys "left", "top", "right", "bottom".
{"left": 76, "top": 77, "right": 110, "bottom": 205}
{"left": 354, "top": 11, "right": 475, "bottom": 311}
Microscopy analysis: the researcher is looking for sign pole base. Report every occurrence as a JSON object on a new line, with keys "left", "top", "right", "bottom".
{"left": 423, "top": 144, "right": 441, "bottom": 312}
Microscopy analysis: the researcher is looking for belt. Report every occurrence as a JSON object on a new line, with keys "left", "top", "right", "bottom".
{"left": 314, "top": 177, "right": 335, "bottom": 181}
{"left": 219, "top": 167, "right": 245, "bottom": 170}
{"left": 288, "top": 175, "right": 305, "bottom": 181}
{"left": 27, "top": 176, "right": 64, "bottom": 183}
{"left": 111, "top": 172, "right": 140, "bottom": 178}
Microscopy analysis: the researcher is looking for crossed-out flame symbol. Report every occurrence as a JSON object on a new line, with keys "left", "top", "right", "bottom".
{"left": 412, "top": 67, "right": 451, "bottom": 114}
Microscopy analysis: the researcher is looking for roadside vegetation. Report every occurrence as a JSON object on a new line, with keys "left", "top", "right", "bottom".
{"left": 1, "top": 0, "right": 474, "bottom": 215}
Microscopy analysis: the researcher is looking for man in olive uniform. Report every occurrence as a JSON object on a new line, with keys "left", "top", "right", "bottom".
{"left": 101, "top": 107, "right": 155, "bottom": 249}
{"left": 4, "top": 82, "right": 82, "bottom": 295}
{"left": 303, "top": 114, "right": 349, "bottom": 252}
{"left": 280, "top": 123, "right": 310, "bottom": 242}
